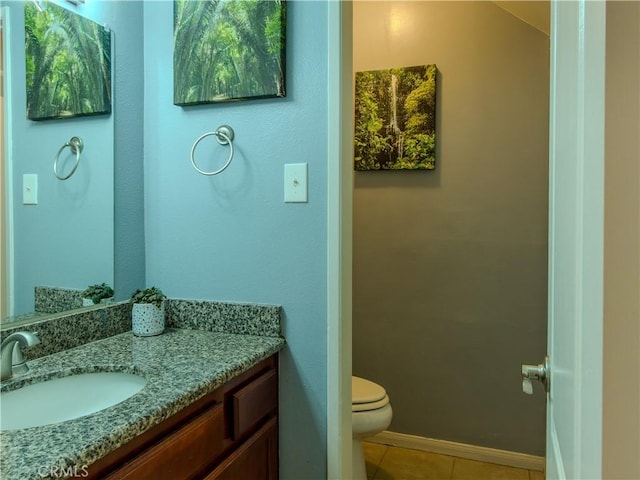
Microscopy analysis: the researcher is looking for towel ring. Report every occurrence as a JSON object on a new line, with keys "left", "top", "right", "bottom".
{"left": 54, "top": 136, "right": 84, "bottom": 180}
{"left": 190, "top": 125, "right": 235, "bottom": 176}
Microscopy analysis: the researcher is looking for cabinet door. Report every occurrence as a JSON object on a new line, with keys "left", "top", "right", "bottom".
{"left": 105, "top": 403, "right": 225, "bottom": 480}
{"left": 205, "top": 417, "right": 277, "bottom": 480}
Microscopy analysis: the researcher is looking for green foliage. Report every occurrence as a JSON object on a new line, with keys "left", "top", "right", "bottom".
{"left": 24, "top": 2, "right": 111, "bottom": 120}
{"left": 354, "top": 65, "right": 437, "bottom": 171}
{"left": 404, "top": 64, "right": 436, "bottom": 135}
{"left": 81, "top": 283, "right": 114, "bottom": 304}
{"left": 130, "top": 287, "right": 167, "bottom": 309}
{"left": 394, "top": 133, "right": 436, "bottom": 169}
{"left": 173, "top": 0, "right": 285, "bottom": 104}
{"left": 354, "top": 71, "right": 391, "bottom": 170}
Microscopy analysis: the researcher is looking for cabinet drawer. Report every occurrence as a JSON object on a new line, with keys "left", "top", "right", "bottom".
{"left": 106, "top": 403, "right": 224, "bottom": 480}
{"left": 232, "top": 369, "right": 277, "bottom": 439}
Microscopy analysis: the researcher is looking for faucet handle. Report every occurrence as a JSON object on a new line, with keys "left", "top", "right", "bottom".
{"left": 11, "top": 342, "right": 30, "bottom": 376}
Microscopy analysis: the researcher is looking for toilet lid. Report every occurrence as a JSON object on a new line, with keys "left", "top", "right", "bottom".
{"left": 352, "top": 376, "right": 387, "bottom": 404}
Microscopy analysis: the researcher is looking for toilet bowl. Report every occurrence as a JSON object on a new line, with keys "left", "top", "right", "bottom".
{"left": 352, "top": 376, "right": 392, "bottom": 480}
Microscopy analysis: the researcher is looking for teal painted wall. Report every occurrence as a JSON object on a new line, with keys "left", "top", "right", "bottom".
{"left": 143, "top": 2, "right": 329, "bottom": 477}
{"left": 5, "top": 1, "right": 329, "bottom": 474}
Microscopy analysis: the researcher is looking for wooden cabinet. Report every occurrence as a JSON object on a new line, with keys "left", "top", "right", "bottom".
{"left": 232, "top": 369, "right": 277, "bottom": 440}
{"left": 205, "top": 418, "right": 277, "bottom": 480}
{"left": 87, "top": 356, "right": 278, "bottom": 480}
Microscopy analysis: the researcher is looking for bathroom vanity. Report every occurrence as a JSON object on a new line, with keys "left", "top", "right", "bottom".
{"left": 88, "top": 355, "right": 278, "bottom": 479}
{"left": 0, "top": 319, "right": 285, "bottom": 480}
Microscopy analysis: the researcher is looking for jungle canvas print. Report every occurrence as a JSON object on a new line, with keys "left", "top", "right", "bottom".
{"left": 354, "top": 64, "right": 437, "bottom": 170}
{"left": 24, "top": 2, "right": 111, "bottom": 121}
{"left": 173, "top": 0, "right": 286, "bottom": 106}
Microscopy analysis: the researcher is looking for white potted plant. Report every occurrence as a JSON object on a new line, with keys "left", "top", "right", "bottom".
{"left": 81, "top": 283, "right": 114, "bottom": 306}
{"left": 130, "top": 287, "right": 167, "bottom": 336}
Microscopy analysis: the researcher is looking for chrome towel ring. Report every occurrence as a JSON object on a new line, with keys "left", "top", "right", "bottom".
{"left": 54, "top": 136, "right": 84, "bottom": 180}
{"left": 190, "top": 125, "right": 235, "bottom": 176}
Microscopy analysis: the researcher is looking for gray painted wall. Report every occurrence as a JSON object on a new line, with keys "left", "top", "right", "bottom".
{"left": 352, "top": 1, "right": 549, "bottom": 455}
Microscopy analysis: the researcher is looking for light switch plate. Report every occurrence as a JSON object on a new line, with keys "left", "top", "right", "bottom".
{"left": 23, "top": 174, "right": 38, "bottom": 205}
{"left": 284, "top": 163, "right": 308, "bottom": 203}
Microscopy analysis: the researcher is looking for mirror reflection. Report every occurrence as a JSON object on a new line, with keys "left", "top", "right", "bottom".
{"left": 1, "top": 0, "right": 115, "bottom": 324}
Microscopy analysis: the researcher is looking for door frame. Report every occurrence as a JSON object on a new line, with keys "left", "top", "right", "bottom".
{"left": 327, "top": 1, "right": 608, "bottom": 478}
{"left": 327, "top": 2, "right": 353, "bottom": 479}
{"left": 0, "top": 7, "right": 13, "bottom": 319}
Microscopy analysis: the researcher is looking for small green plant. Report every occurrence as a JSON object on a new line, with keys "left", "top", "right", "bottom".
{"left": 130, "top": 287, "right": 166, "bottom": 309}
{"left": 81, "top": 283, "right": 114, "bottom": 305}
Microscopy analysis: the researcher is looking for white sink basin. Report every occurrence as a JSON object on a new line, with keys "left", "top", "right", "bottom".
{"left": 0, "top": 372, "right": 147, "bottom": 430}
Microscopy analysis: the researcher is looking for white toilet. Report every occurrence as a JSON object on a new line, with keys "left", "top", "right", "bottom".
{"left": 352, "top": 376, "right": 393, "bottom": 480}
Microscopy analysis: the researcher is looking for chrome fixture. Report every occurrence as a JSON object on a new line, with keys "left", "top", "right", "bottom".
{"left": 54, "top": 136, "right": 84, "bottom": 180}
{"left": 190, "top": 125, "right": 236, "bottom": 176}
{"left": 1, "top": 331, "right": 41, "bottom": 381}
{"left": 521, "top": 356, "right": 550, "bottom": 395}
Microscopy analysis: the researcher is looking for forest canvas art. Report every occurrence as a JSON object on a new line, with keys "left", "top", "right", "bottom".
{"left": 354, "top": 65, "right": 437, "bottom": 170}
{"left": 25, "top": 2, "right": 111, "bottom": 121}
{"left": 173, "top": 0, "right": 286, "bottom": 106}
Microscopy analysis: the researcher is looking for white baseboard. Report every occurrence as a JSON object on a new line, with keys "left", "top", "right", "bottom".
{"left": 369, "top": 431, "right": 545, "bottom": 472}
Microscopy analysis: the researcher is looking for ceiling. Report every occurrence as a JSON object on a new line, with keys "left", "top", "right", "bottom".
{"left": 492, "top": 1, "right": 550, "bottom": 36}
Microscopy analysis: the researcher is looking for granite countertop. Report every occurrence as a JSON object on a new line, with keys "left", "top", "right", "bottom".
{"left": 0, "top": 328, "right": 285, "bottom": 480}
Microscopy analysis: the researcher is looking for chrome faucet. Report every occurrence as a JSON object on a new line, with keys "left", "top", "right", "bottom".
{"left": 0, "top": 331, "right": 41, "bottom": 381}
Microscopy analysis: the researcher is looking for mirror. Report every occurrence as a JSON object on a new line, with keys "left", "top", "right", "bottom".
{"left": 1, "top": 0, "right": 122, "bottom": 325}
{"left": 1, "top": 0, "right": 146, "bottom": 330}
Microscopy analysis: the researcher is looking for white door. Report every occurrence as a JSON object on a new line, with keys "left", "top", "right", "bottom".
{"left": 546, "top": 0, "right": 605, "bottom": 478}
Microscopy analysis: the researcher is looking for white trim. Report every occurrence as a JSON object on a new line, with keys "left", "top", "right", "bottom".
{"left": 1, "top": 7, "right": 14, "bottom": 317}
{"left": 327, "top": 2, "right": 353, "bottom": 479}
{"left": 547, "top": 419, "right": 565, "bottom": 479}
{"left": 369, "top": 431, "right": 545, "bottom": 472}
{"left": 546, "top": 2, "right": 558, "bottom": 478}
{"left": 546, "top": 1, "right": 605, "bottom": 478}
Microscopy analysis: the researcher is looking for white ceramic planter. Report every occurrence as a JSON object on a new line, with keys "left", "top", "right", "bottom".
{"left": 82, "top": 297, "right": 114, "bottom": 307}
{"left": 132, "top": 302, "right": 165, "bottom": 336}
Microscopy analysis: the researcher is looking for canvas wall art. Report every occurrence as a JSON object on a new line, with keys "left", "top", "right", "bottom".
{"left": 354, "top": 64, "right": 437, "bottom": 171}
{"left": 173, "top": 0, "right": 286, "bottom": 106}
{"left": 24, "top": 2, "right": 111, "bottom": 121}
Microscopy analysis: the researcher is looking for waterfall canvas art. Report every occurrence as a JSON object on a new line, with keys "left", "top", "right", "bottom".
{"left": 354, "top": 65, "right": 437, "bottom": 170}
{"left": 173, "top": 0, "right": 286, "bottom": 106}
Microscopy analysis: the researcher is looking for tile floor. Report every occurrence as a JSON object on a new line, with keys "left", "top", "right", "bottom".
{"left": 364, "top": 442, "right": 545, "bottom": 480}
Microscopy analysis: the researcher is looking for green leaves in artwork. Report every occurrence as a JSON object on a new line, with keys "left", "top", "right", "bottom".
{"left": 173, "top": 0, "right": 286, "bottom": 105}
{"left": 24, "top": 2, "right": 111, "bottom": 120}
